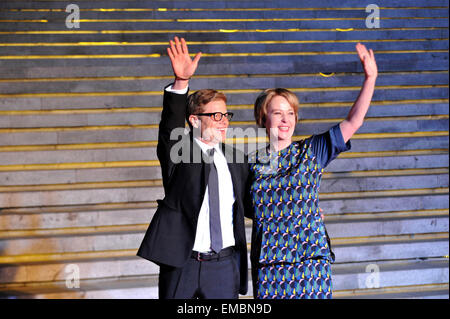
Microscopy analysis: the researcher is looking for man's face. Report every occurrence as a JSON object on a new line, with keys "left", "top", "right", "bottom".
{"left": 190, "top": 99, "right": 229, "bottom": 145}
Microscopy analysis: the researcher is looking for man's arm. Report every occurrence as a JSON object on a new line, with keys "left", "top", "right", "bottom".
{"left": 339, "top": 43, "right": 378, "bottom": 143}
{"left": 157, "top": 37, "right": 202, "bottom": 188}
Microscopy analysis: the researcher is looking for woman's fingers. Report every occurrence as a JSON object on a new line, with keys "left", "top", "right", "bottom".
{"left": 369, "top": 48, "right": 376, "bottom": 63}
{"left": 356, "top": 43, "right": 365, "bottom": 62}
{"left": 356, "top": 43, "right": 376, "bottom": 66}
{"left": 357, "top": 43, "right": 369, "bottom": 55}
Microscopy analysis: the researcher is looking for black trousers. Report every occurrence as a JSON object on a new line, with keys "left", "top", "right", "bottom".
{"left": 158, "top": 251, "right": 240, "bottom": 299}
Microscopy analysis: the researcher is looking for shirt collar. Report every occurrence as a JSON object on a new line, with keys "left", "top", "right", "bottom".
{"left": 194, "top": 137, "right": 221, "bottom": 155}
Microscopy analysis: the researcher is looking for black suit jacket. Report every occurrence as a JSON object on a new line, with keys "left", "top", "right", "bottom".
{"left": 137, "top": 86, "right": 251, "bottom": 294}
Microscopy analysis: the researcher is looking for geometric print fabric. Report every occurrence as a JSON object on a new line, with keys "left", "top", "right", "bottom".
{"left": 255, "top": 259, "right": 332, "bottom": 299}
{"left": 249, "top": 140, "right": 334, "bottom": 265}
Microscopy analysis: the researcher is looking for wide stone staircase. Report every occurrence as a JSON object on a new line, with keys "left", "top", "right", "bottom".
{"left": 0, "top": 0, "right": 448, "bottom": 298}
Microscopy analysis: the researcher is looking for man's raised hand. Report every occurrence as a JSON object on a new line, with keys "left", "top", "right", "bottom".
{"left": 167, "top": 36, "right": 202, "bottom": 84}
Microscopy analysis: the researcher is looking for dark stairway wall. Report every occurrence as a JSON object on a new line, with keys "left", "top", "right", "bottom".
{"left": 0, "top": 0, "right": 448, "bottom": 298}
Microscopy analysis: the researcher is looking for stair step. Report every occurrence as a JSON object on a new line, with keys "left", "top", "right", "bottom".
{"left": 1, "top": 59, "right": 448, "bottom": 84}
{"left": 1, "top": 136, "right": 446, "bottom": 156}
{"left": 0, "top": 152, "right": 446, "bottom": 173}
{"left": 0, "top": 208, "right": 447, "bottom": 239}
{"left": 332, "top": 258, "right": 449, "bottom": 291}
{"left": 0, "top": 147, "right": 157, "bottom": 165}
{"left": 0, "top": 173, "right": 447, "bottom": 196}
{"left": 2, "top": 281, "right": 449, "bottom": 299}
{"left": 2, "top": 30, "right": 448, "bottom": 48}
{"left": 321, "top": 194, "right": 448, "bottom": 217}
{"left": 0, "top": 117, "right": 448, "bottom": 138}
{"left": 0, "top": 275, "right": 160, "bottom": 299}
{"left": 0, "top": 143, "right": 446, "bottom": 165}
{"left": 1, "top": 19, "right": 448, "bottom": 33}
{"left": 326, "top": 215, "right": 448, "bottom": 238}
{"left": 0, "top": 186, "right": 164, "bottom": 208}
{"left": 1, "top": 0, "right": 447, "bottom": 9}
{"left": 1, "top": 72, "right": 448, "bottom": 95}
{"left": 0, "top": 230, "right": 447, "bottom": 263}
{"left": 0, "top": 206, "right": 155, "bottom": 231}
{"left": 0, "top": 167, "right": 162, "bottom": 186}
{"left": 1, "top": 51, "right": 447, "bottom": 70}
{"left": 333, "top": 283, "right": 449, "bottom": 299}
{"left": 1, "top": 259, "right": 448, "bottom": 299}
{"left": 2, "top": 7, "right": 449, "bottom": 19}
{"left": 0, "top": 183, "right": 447, "bottom": 208}
{"left": 2, "top": 40, "right": 448, "bottom": 57}
{"left": 1, "top": 112, "right": 448, "bottom": 134}
{"left": 0, "top": 86, "right": 447, "bottom": 111}
{"left": 334, "top": 236, "right": 448, "bottom": 263}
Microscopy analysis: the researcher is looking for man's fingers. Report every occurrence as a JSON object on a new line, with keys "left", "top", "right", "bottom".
{"left": 167, "top": 47, "right": 175, "bottom": 62}
{"left": 181, "top": 37, "right": 189, "bottom": 55}
{"left": 174, "top": 36, "right": 182, "bottom": 55}
{"left": 169, "top": 40, "right": 178, "bottom": 56}
{"left": 193, "top": 52, "right": 202, "bottom": 65}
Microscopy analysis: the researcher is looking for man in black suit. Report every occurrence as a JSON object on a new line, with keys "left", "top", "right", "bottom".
{"left": 137, "top": 37, "right": 250, "bottom": 299}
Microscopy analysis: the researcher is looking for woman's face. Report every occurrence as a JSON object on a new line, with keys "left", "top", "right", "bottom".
{"left": 265, "top": 95, "right": 296, "bottom": 148}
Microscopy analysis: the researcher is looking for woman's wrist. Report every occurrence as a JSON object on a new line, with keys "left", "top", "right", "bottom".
{"left": 365, "top": 75, "right": 377, "bottom": 83}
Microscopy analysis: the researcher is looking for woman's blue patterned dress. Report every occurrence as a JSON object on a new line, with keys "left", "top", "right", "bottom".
{"left": 249, "top": 124, "right": 351, "bottom": 299}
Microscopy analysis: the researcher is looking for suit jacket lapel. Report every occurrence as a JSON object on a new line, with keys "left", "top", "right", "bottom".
{"left": 221, "top": 143, "right": 241, "bottom": 201}
{"left": 190, "top": 136, "right": 211, "bottom": 195}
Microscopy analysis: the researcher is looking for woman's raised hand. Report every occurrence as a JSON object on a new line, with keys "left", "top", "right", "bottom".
{"left": 167, "top": 36, "right": 202, "bottom": 81}
{"left": 356, "top": 43, "right": 378, "bottom": 80}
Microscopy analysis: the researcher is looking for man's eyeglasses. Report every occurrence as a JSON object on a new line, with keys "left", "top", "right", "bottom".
{"left": 194, "top": 112, "right": 234, "bottom": 122}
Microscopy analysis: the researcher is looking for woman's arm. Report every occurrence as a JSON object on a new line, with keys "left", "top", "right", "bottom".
{"left": 339, "top": 43, "right": 378, "bottom": 143}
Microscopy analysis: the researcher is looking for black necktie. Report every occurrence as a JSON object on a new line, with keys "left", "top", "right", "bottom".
{"left": 208, "top": 148, "right": 222, "bottom": 253}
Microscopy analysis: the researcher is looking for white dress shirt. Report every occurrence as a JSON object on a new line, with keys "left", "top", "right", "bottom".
{"left": 165, "top": 84, "right": 188, "bottom": 95}
{"left": 165, "top": 84, "right": 236, "bottom": 253}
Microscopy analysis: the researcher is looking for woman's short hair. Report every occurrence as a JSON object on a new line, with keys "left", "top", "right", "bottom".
{"left": 254, "top": 88, "right": 299, "bottom": 128}
{"left": 186, "top": 89, "right": 227, "bottom": 124}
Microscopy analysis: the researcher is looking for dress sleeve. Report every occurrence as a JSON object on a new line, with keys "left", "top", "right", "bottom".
{"left": 309, "top": 123, "right": 351, "bottom": 168}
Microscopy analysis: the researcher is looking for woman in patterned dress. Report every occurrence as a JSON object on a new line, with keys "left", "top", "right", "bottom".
{"left": 248, "top": 43, "right": 378, "bottom": 299}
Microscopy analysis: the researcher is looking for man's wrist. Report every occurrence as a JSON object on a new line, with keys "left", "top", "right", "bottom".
{"left": 172, "top": 78, "right": 189, "bottom": 91}
{"left": 166, "top": 82, "right": 189, "bottom": 94}
{"left": 175, "top": 76, "right": 191, "bottom": 81}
